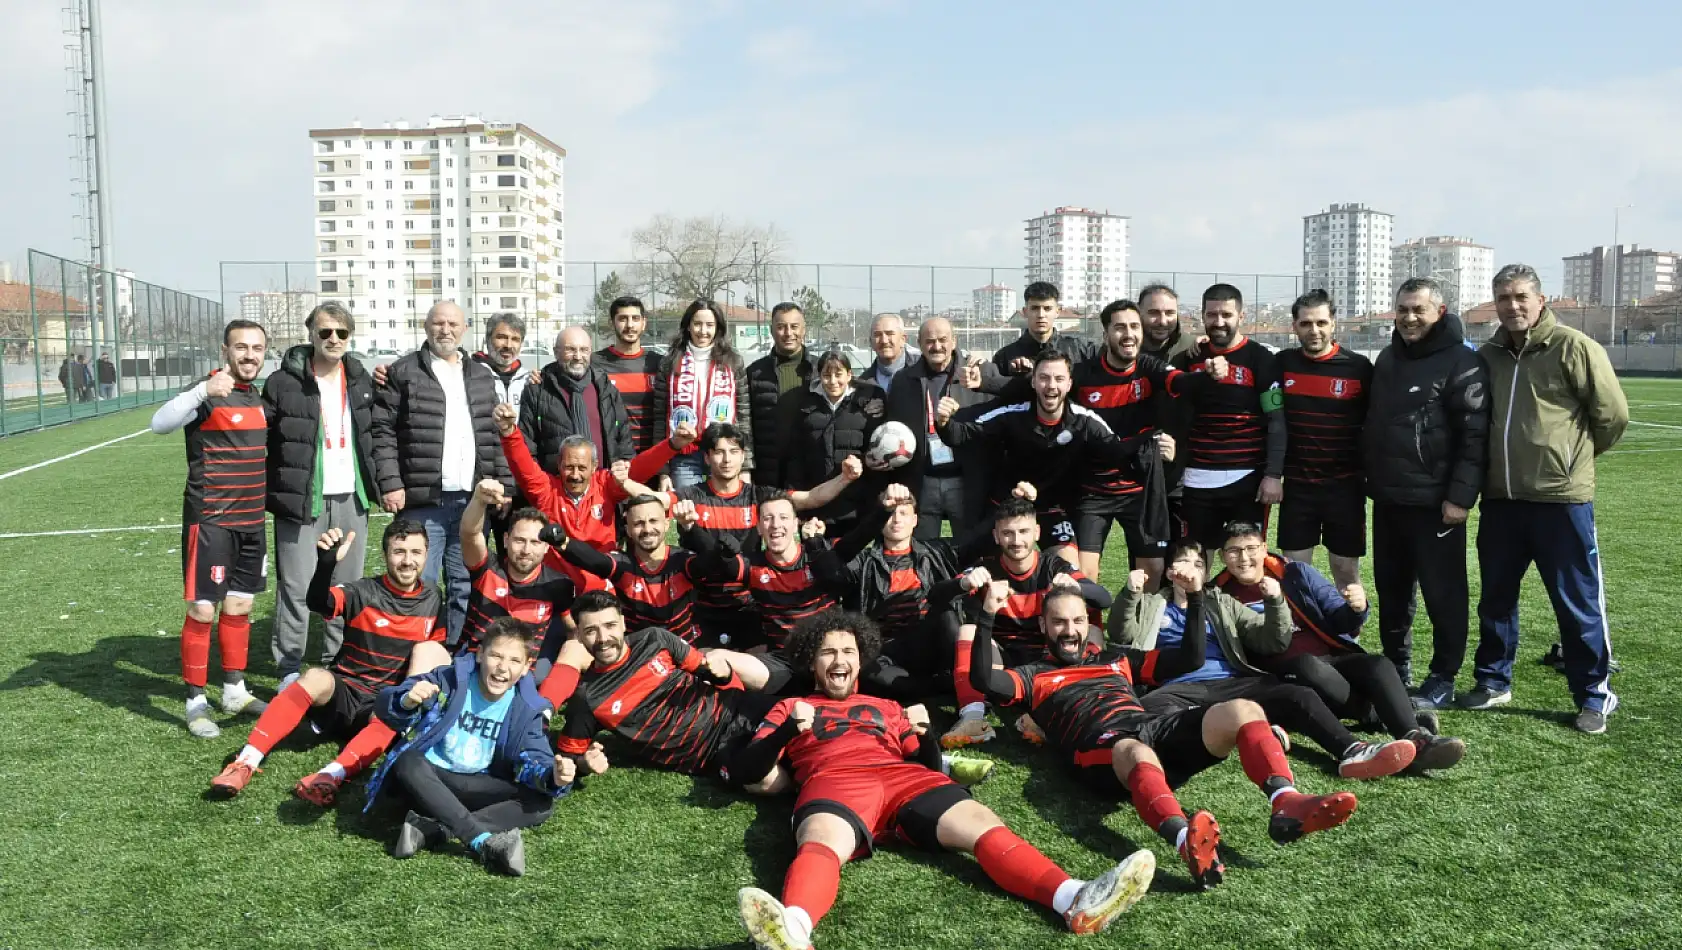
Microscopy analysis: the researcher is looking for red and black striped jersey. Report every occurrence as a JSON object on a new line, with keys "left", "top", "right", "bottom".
{"left": 561, "top": 540, "right": 705, "bottom": 643}
{"left": 556, "top": 627, "right": 751, "bottom": 773}
{"left": 459, "top": 551, "right": 576, "bottom": 655}
{"left": 325, "top": 576, "right": 443, "bottom": 695}
{"left": 1174, "top": 338, "right": 1279, "bottom": 472}
{"left": 669, "top": 481, "right": 758, "bottom": 614}
{"left": 962, "top": 550, "right": 1085, "bottom": 657}
{"left": 593, "top": 345, "right": 663, "bottom": 454}
{"left": 1072, "top": 353, "right": 1186, "bottom": 495}
{"left": 182, "top": 381, "right": 267, "bottom": 528}
{"left": 710, "top": 541, "right": 839, "bottom": 649}
{"left": 1277, "top": 344, "right": 1372, "bottom": 484}
{"left": 755, "top": 693, "right": 923, "bottom": 785}
{"left": 999, "top": 645, "right": 1150, "bottom": 752}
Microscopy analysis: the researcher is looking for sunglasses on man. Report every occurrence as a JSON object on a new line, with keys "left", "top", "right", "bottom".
{"left": 317, "top": 328, "right": 350, "bottom": 341}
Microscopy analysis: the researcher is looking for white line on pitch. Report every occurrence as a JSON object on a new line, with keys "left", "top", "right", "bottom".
{"left": 1630, "top": 421, "right": 1682, "bottom": 431}
{"left": 0, "top": 428, "right": 150, "bottom": 481}
{"left": 0, "top": 511, "right": 393, "bottom": 541}
{"left": 1607, "top": 447, "right": 1682, "bottom": 455}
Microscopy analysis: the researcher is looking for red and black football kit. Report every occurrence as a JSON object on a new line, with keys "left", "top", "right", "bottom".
{"left": 686, "top": 530, "right": 840, "bottom": 651}
{"left": 968, "top": 597, "right": 1212, "bottom": 792}
{"left": 593, "top": 345, "right": 663, "bottom": 454}
{"left": 1171, "top": 338, "right": 1286, "bottom": 551}
{"left": 180, "top": 380, "right": 269, "bottom": 602}
{"left": 458, "top": 549, "right": 577, "bottom": 658}
{"left": 667, "top": 480, "right": 760, "bottom": 642}
{"left": 1275, "top": 344, "right": 1373, "bottom": 557}
{"left": 960, "top": 551, "right": 1112, "bottom": 666}
{"left": 734, "top": 692, "right": 966, "bottom": 855}
{"left": 560, "top": 540, "right": 706, "bottom": 643}
{"left": 554, "top": 627, "right": 774, "bottom": 781}
{"left": 306, "top": 553, "right": 443, "bottom": 736}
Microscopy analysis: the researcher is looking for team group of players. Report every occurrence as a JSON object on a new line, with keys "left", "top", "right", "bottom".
{"left": 154, "top": 276, "right": 1573, "bottom": 949}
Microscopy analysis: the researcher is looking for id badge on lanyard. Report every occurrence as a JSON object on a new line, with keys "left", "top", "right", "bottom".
{"left": 924, "top": 382, "right": 954, "bottom": 466}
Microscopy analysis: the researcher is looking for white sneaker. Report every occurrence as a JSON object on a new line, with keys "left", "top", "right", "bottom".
{"left": 278, "top": 671, "right": 301, "bottom": 693}
{"left": 941, "top": 712, "right": 997, "bottom": 750}
{"left": 1064, "top": 849, "right": 1156, "bottom": 934}
{"left": 738, "top": 887, "right": 811, "bottom": 950}
{"left": 220, "top": 683, "right": 267, "bottom": 716}
{"left": 186, "top": 698, "right": 221, "bottom": 739}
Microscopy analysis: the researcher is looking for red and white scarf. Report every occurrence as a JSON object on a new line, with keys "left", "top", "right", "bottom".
{"left": 668, "top": 347, "right": 737, "bottom": 436}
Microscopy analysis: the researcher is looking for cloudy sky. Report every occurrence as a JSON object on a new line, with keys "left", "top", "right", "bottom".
{"left": 1, "top": 0, "right": 1679, "bottom": 302}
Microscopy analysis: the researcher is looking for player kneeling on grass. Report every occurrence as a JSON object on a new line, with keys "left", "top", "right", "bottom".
{"left": 358, "top": 617, "right": 575, "bottom": 876}
{"left": 731, "top": 609, "right": 1154, "bottom": 950}
{"left": 969, "top": 574, "right": 1361, "bottom": 890}
{"left": 209, "top": 522, "right": 450, "bottom": 800}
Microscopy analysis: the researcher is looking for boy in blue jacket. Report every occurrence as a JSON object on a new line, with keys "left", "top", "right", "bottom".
{"left": 1212, "top": 522, "right": 1465, "bottom": 773}
{"left": 366, "top": 617, "right": 577, "bottom": 876}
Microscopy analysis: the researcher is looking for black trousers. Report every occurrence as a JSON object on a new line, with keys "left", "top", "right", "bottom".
{"left": 1371, "top": 502, "right": 1469, "bottom": 681}
{"left": 1143, "top": 676, "right": 1359, "bottom": 760}
{"left": 390, "top": 751, "right": 552, "bottom": 845}
{"left": 1267, "top": 652, "right": 1418, "bottom": 739}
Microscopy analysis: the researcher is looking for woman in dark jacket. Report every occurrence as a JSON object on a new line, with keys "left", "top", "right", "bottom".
{"left": 651, "top": 299, "right": 752, "bottom": 489}
{"left": 788, "top": 349, "right": 887, "bottom": 537}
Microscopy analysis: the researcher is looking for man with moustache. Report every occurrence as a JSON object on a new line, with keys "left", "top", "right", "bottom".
{"left": 884, "top": 317, "right": 991, "bottom": 538}
{"left": 522, "top": 325, "right": 634, "bottom": 470}
{"left": 745, "top": 303, "right": 814, "bottom": 487}
{"left": 473, "top": 313, "right": 533, "bottom": 415}
{"left": 865, "top": 313, "right": 918, "bottom": 394}
{"left": 1137, "top": 284, "right": 1196, "bottom": 363}
{"left": 593, "top": 296, "right": 664, "bottom": 456}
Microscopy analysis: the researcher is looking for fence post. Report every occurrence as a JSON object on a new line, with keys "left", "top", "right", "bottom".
{"left": 28, "top": 253, "right": 44, "bottom": 425}
{"left": 930, "top": 266, "right": 936, "bottom": 316}
{"left": 868, "top": 264, "right": 874, "bottom": 316}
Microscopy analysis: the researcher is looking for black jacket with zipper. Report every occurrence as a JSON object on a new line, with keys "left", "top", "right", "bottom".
{"left": 1363, "top": 314, "right": 1490, "bottom": 509}
{"left": 262, "top": 345, "right": 379, "bottom": 524}
{"left": 518, "top": 362, "right": 634, "bottom": 472}
{"left": 787, "top": 379, "right": 889, "bottom": 526}
{"left": 370, "top": 347, "right": 512, "bottom": 506}
{"left": 745, "top": 347, "right": 814, "bottom": 486}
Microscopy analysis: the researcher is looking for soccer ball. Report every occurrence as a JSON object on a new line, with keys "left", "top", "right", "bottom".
{"left": 865, "top": 421, "right": 917, "bottom": 471}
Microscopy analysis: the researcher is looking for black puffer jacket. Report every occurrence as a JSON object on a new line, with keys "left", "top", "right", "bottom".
{"left": 518, "top": 362, "right": 633, "bottom": 472}
{"left": 1363, "top": 314, "right": 1490, "bottom": 509}
{"left": 788, "top": 379, "right": 888, "bottom": 527}
{"left": 745, "top": 347, "right": 813, "bottom": 486}
{"left": 262, "top": 345, "right": 379, "bottom": 523}
{"left": 370, "top": 347, "right": 512, "bottom": 507}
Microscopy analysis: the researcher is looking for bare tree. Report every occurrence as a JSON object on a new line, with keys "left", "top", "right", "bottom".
{"left": 629, "top": 215, "right": 791, "bottom": 304}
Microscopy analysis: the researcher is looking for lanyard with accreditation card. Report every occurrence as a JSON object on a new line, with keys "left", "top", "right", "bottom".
{"left": 923, "top": 376, "right": 954, "bottom": 467}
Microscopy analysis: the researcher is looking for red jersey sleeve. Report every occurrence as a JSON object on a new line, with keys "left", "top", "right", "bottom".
{"left": 754, "top": 697, "right": 795, "bottom": 740}
{"left": 628, "top": 438, "right": 679, "bottom": 485}
{"left": 502, "top": 432, "right": 559, "bottom": 514}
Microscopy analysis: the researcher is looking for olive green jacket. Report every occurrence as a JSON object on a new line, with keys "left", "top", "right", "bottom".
{"left": 1108, "top": 584, "right": 1291, "bottom": 677}
{"left": 1478, "top": 310, "right": 1628, "bottom": 504}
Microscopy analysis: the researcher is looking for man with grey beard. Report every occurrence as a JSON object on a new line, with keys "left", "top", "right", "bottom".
{"left": 521, "top": 324, "right": 633, "bottom": 473}
{"left": 884, "top": 317, "right": 991, "bottom": 538}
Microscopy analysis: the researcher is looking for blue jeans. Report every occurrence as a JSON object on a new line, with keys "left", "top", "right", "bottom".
{"left": 669, "top": 452, "right": 707, "bottom": 490}
{"left": 402, "top": 491, "right": 471, "bottom": 646}
{"left": 1472, "top": 499, "right": 1615, "bottom": 712}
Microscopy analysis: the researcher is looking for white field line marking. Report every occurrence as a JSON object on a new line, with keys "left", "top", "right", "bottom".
{"left": 1606, "top": 447, "right": 1682, "bottom": 455}
{"left": 1629, "top": 420, "right": 1682, "bottom": 431}
{"left": 0, "top": 512, "right": 392, "bottom": 541}
{"left": 0, "top": 428, "right": 150, "bottom": 481}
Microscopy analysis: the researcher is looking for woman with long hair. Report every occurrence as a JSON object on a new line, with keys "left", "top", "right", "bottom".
{"left": 787, "top": 348, "right": 887, "bottom": 537}
{"left": 653, "top": 299, "right": 752, "bottom": 489}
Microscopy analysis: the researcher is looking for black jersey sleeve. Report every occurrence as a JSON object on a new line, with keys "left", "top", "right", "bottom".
{"left": 681, "top": 526, "right": 745, "bottom": 583}
{"left": 1126, "top": 589, "right": 1209, "bottom": 687}
{"left": 728, "top": 718, "right": 801, "bottom": 784}
{"left": 556, "top": 693, "right": 600, "bottom": 757}
{"left": 968, "top": 614, "right": 1027, "bottom": 706}
{"left": 559, "top": 538, "right": 619, "bottom": 580}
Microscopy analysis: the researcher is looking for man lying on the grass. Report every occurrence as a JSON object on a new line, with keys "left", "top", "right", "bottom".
{"left": 361, "top": 617, "right": 576, "bottom": 877}
{"left": 209, "top": 522, "right": 448, "bottom": 801}
{"left": 968, "top": 571, "right": 1362, "bottom": 891}
{"left": 728, "top": 609, "right": 1155, "bottom": 950}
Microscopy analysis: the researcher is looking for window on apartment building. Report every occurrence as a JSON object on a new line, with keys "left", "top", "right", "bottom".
{"left": 431, "top": 218, "right": 440, "bottom": 228}
{"left": 368, "top": 299, "right": 377, "bottom": 309}
{"left": 479, "top": 197, "right": 488, "bottom": 206}
{"left": 319, "top": 240, "right": 336, "bottom": 253}
{"left": 520, "top": 257, "right": 529, "bottom": 269}
{"left": 497, "top": 154, "right": 516, "bottom": 167}
{"left": 403, "top": 140, "right": 412, "bottom": 150}
{"left": 366, "top": 240, "right": 375, "bottom": 249}
{"left": 318, "top": 200, "right": 335, "bottom": 213}
{"left": 500, "top": 297, "right": 520, "bottom": 309}
{"left": 385, "top": 200, "right": 393, "bottom": 210}
{"left": 386, "top": 241, "right": 394, "bottom": 250}
{"left": 321, "top": 260, "right": 338, "bottom": 273}
{"left": 317, "top": 140, "right": 334, "bottom": 153}
{"left": 318, "top": 220, "right": 336, "bottom": 233}
{"left": 403, "top": 180, "right": 413, "bottom": 190}
{"left": 365, "top": 161, "right": 373, "bottom": 170}
{"left": 429, "top": 140, "right": 438, "bottom": 150}
{"left": 499, "top": 215, "right": 517, "bottom": 228}
{"left": 387, "top": 260, "right": 395, "bottom": 269}
{"left": 445, "top": 218, "right": 454, "bottom": 227}
{"left": 520, "top": 237, "right": 531, "bottom": 249}
{"left": 447, "top": 278, "right": 456, "bottom": 288}
{"left": 497, "top": 175, "right": 515, "bottom": 187}
{"left": 321, "top": 280, "right": 339, "bottom": 292}
{"left": 445, "top": 158, "right": 453, "bottom": 168}
{"left": 446, "top": 238, "right": 455, "bottom": 248}
{"left": 383, "top": 141, "right": 392, "bottom": 150}
{"left": 519, "top": 177, "right": 528, "bottom": 188}
{"left": 386, "top": 220, "right": 394, "bottom": 229}
{"left": 446, "top": 198, "right": 454, "bottom": 208}
{"left": 479, "top": 237, "right": 489, "bottom": 247}
{"left": 404, "top": 220, "right": 414, "bottom": 230}
{"left": 499, "top": 236, "right": 516, "bottom": 249}
{"left": 499, "top": 256, "right": 517, "bottom": 269}
{"left": 385, "top": 180, "right": 393, "bottom": 189}
{"left": 481, "top": 277, "right": 490, "bottom": 287}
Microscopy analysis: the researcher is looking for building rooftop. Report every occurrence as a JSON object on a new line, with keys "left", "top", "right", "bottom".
{"left": 1394, "top": 236, "right": 1491, "bottom": 250}
{"left": 309, "top": 120, "right": 566, "bottom": 157}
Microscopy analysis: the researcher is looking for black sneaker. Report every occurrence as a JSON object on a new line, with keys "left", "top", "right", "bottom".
{"left": 479, "top": 829, "right": 525, "bottom": 876}
{"left": 1456, "top": 686, "right": 1511, "bottom": 711}
{"left": 1539, "top": 642, "right": 1565, "bottom": 671}
{"left": 1405, "top": 731, "right": 1466, "bottom": 773}
{"left": 1573, "top": 694, "right": 1618, "bottom": 735}
{"left": 394, "top": 811, "right": 445, "bottom": 859}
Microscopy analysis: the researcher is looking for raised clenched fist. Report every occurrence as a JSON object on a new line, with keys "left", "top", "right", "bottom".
{"left": 981, "top": 579, "right": 1011, "bottom": 615}
{"left": 671, "top": 499, "right": 699, "bottom": 530}
{"left": 880, "top": 483, "right": 913, "bottom": 509}
{"left": 935, "top": 396, "right": 960, "bottom": 426}
{"left": 492, "top": 403, "right": 518, "bottom": 436}
{"left": 905, "top": 704, "right": 931, "bottom": 735}
{"left": 1259, "top": 576, "right": 1283, "bottom": 600}
{"left": 670, "top": 420, "right": 699, "bottom": 450}
{"left": 1205, "top": 354, "right": 1230, "bottom": 381}
{"left": 961, "top": 566, "right": 993, "bottom": 593}
{"left": 1341, "top": 582, "right": 1368, "bottom": 614}
{"left": 1127, "top": 569, "right": 1148, "bottom": 593}
{"left": 402, "top": 680, "right": 440, "bottom": 710}
{"left": 553, "top": 754, "right": 577, "bottom": 786}
{"left": 1012, "top": 481, "right": 1038, "bottom": 502}
{"left": 801, "top": 518, "right": 826, "bottom": 540}
{"left": 840, "top": 456, "right": 863, "bottom": 481}
{"left": 791, "top": 700, "right": 816, "bottom": 733}
{"left": 581, "top": 742, "right": 610, "bottom": 775}
{"left": 473, "top": 479, "right": 506, "bottom": 507}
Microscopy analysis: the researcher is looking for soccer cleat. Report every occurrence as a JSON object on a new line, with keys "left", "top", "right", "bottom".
{"left": 220, "top": 685, "right": 267, "bottom": 717}
{"left": 1574, "top": 694, "right": 1618, "bottom": 735}
{"left": 1411, "top": 675, "right": 1455, "bottom": 710}
{"left": 1178, "top": 810, "right": 1225, "bottom": 890}
{"left": 1406, "top": 733, "right": 1466, "bottom": 773}
{"left": 941, "top": 713, "right": 997, "bottom": 749}
{"left": 208, "top": 761, "right": 259, "bottom": 798}
{"left": 1414, "top": 709, "right": 1441, "bottom": 736}
{"left": 293, "top": 772, "right": 342, "bottom": 807}
{"left": 1337, "top": 739, "right": 1417, "bottom": 779}
{"left": 1271, "top": 723, "right": 1292, "bottom": 753}
{"left": 1457, "top": 686, "right": 1512, "bottom": 711}
{"left": 1268, "top": 791, "right": 1357, "bottom": 844}
{"left": 944, "top": 754, "right": 995, "bottom": 787}
{"left": 1064, "top": 849, "right": 1155, "bottom": 934}
{"left": 393, "top": 811, "right": 446, "bottom": 859}
{"left": 1015, "top": 714, "right": 1046, "bottom": 746}
{"left": 479, "top": 829, "right": 525, "bottom": 877}
{"left": 186, "top": 699, "right": 220, "bottom": 739}
{"left": 738, "top": 886, "right": 812, "bottom": 950}
{"left": 1539, "top": 642, "right": 1565, "bottom": 671}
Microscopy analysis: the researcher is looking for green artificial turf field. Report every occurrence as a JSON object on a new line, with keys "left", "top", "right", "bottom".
{"left": 2, "top": 380, "right": 1679, "bottom": 949}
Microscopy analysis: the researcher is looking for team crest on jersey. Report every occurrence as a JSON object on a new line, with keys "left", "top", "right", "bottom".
{"left": 1087, "top": 392, "right": 1101, "bottom": 404}
{"left": 758, "top": 570, "right": 774, "bottom": 584}
{"left": 495, "top": 587, "right": 509, "bottom": 597}
{"left": 591, "top": 504, "right": 603, "bottom": 520}
{"left": 210, "top": 566, "right": 226, "bottom": 583}
{"left": 632, "top": 580, "right": 646, "bottom": 593}
{"left": 535, "top": 604, "right": 549, "bottom": 620}
{"left": 374, "top": 617, "right": 391, "bottom": 627}
{"left": 1332, "top": 379, "right": 1348, "bottom": 396}
{"left": 230, "top": 413, "right": 243, "bottom": 423}
{"left": 1055, "top": 430, "right": 1073, "bottom": 445}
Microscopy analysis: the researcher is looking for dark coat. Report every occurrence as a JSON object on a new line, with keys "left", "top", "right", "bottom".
{"left": 745, "top": 347, "right": 814, "bottom": 486}
{"left": 262, "top": 344, "right": 379, "bottom": 523}
{"left": 370, "top": 347, "right": 512, "bottom": 507}
{"left": 1363, "top": 314, "right": 1490, "bottom": 509}
{"left": 651, "top": 348, "right": 753, "bottom": 467}
{"left": 787, "top": 379, "right": 888, "bottom": 527}
{"left": 884, "top": 350, "right": 992, "bottom": 520}
{"left": 518, "top": 362, "right": 634, "bottom": 471}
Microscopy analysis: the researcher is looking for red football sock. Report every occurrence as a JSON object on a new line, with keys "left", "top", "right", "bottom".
{"left": 1126, "top": 762, "right": 1185, "bottom": 833}
{"left": 953, "top": 637, "right": 984, "bottom": 710}
{"left": 782, "top": 842, "right": 842, "bottom": 926}
{"left": 973, "top": 826, "right": 1071, "bottom": 910}
{"left": 538, "top": 664, "right": 580, "bottom": 709}
{"left": 247, "top": 682, "right": 313, "bottom": 754}
{"left": 332, "top": 720, "right": 397, "bottom": 776}
{"left": 180, "top": 616, "right": 213, "bottom": 688}
{"left": 217, "top": 614, "right": 251, "bottom": 674}
{"left": 1236, "top": 719, "right": 1294, "bottom": 793}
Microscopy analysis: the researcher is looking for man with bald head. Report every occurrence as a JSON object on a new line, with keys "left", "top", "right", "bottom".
{"left": 371, "top": 300, "right": 512, "bottom": 642}
{"left": 520, "top": 324, "right": 633, "bottom": 476}
{"left": 866, "top": 313, "right": 919, "bottom": 394}
{"left": 885, "top": 317, "right": 992, "bottom": 537}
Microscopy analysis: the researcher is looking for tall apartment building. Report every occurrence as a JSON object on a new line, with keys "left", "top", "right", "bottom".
{"left": 1562, "top": 245, "right": 1681, "bottom": 305}
{"left": 311, "top": 115, "right": 565, "bottom": 355}
{"left": 972, "top": 284, "right": 1016, "bottom": 324}
{"left": 1023, "top": 207, "right": 1129, "bottom": 313}
{"left": 1302, "top": 203, "right": 1393, "bottom": 317}
{"left": 1390, "top": 236, "right": 1496, "bottom": 315}
{"left": 240, "top": 290, "right": 319, "bottom": 351}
